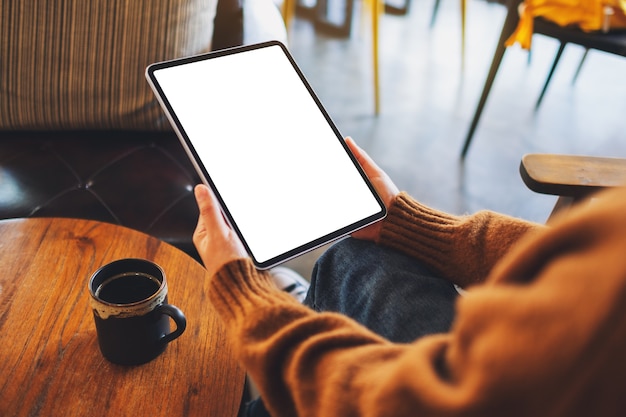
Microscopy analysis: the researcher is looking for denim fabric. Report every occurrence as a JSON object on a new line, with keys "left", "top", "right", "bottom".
{"left": 246, "top": 237, "right": 459, "bottom": 416}
{"left": 305, "top": 238, "right": 459, "bottom": 342}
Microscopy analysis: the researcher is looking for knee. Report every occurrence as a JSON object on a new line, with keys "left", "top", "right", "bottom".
{"left": 313, "top": 238, "right": 371, "bottom": 278}
{"left": 319, "top": 237, "right": 368, "bottom": 261}
{"left": 306, "top": 238, "right": 376, "bottom": 308}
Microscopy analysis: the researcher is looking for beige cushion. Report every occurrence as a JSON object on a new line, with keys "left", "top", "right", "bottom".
{"left": 0, "top": 0, "right": 218, "bottom": 130}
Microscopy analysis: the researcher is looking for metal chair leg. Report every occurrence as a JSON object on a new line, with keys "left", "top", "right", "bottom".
{"left": 461, "top": 0, "right": 466, "bottom": 72}
{"left": 281, "top": 0, "right": 296, "bottom": 27}
{"left": 372, "top": 0, "right": 382, "bottom": 114}
{"left": 430, "top": 0, "right": 441, "bottom": 27}
{"left": 572, "top": 48, "right": 589, "bottom": 85}
{"left": 460, "top": 45, "right": 507, "bottom": 157}
{"left": 460, "top": 1, "right": 522, "bottom": 158}
{"left": 535, "top": 42, "right": 566, "bottom": 110}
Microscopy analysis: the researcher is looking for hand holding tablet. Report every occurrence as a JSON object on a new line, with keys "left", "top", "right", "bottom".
{"left": 192, "top": 183, "right": 249, "bottom": 278}
{"left": 146, "top": 41, "right": 386, "bottom": 269}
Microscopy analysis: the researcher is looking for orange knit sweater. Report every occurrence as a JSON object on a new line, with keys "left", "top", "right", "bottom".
{"left": 208, "top": 187, "right": 626, "bottom": 417}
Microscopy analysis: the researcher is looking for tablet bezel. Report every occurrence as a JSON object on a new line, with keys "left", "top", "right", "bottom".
{"left": 146, "top": 41, "right": 386, "bottom": 269}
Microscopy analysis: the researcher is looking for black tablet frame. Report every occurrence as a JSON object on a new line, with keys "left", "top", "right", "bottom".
{"left": 146, "top": 41, "right": 386, "bottom": 269}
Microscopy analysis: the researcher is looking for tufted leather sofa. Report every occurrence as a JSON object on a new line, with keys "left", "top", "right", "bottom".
{"left": 0, "top": 130, "right": 203, "bottom": 260}
{"left": 0, "top": 0, "right": 286, "bottom": 263}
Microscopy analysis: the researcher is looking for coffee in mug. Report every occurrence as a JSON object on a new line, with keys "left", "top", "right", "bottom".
{"left": 88, "top": 258, "right": 186, "bottom": 365}
{"left": 95, "top": 272, "right": 162, "bottom": 304}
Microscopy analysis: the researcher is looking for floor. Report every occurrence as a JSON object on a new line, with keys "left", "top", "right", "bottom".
{"left": 280, "top": 0, "right": 626, "bottom": 278}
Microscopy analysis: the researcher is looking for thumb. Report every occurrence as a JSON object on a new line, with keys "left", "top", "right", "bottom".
{"left": 194, "top": 183, "right": 211, "bottom": 212}
{"left": 193, "top": 184, "right": 228, "bottom": 238}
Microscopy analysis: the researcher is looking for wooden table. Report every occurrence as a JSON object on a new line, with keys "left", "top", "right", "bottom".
{"left": 0, "top": 218, "right": 244, "bottom": 417}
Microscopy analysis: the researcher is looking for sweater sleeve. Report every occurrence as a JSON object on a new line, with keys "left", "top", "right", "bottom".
{"left": 208, "top": 188, "right": 626, "bottom": 417}
{"left": 378, "top": 192, "right": 543, "bottom": 287}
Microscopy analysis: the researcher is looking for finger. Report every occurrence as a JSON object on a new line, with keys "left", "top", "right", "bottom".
{"left": 345, "top": 137, "right": 382, "bottom": 177}
{"left": 193, "top": 185, "right": 210, "bottom": 246}
{"left": 194, "top": 184, "right": 228, "bottom": 231}
{"left": 193, "top": 184, "right": 247, "bottom": 251}
{"left": 193, "top": 184, "right": 228, "bottom": 253}
{"left": 346, "top": 136, "right": 399, "bottom": 209}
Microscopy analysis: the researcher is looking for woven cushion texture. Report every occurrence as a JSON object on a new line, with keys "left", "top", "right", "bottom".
{"left": 0, "top": 0, "right": 218, "bottom": 130}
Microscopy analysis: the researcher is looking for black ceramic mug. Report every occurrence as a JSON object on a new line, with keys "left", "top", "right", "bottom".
{"left": 88, "top": 258, "right": 186, "bottom": 365}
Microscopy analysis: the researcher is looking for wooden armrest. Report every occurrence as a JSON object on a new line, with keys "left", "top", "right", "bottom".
{"left": 520, "top": 153, "right": 626, "bottom": 200}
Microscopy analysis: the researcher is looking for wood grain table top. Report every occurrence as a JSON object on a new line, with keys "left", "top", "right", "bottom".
{"left": 0, "top": 218, "right": 244, "bottom": 417}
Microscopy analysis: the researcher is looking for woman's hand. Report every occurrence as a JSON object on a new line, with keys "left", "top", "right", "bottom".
{"left": 193, "top": 184, "right": 248, "bottom": 277}
{"left": 192, "top": 137, "right": 398, "bottom": 272}
{"left": 345, "top": 137, "right": 399, "bottom": 242}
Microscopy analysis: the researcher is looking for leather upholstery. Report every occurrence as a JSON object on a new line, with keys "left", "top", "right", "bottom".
{"left": 0, "top": 130, "right": 203, "bottom": 261}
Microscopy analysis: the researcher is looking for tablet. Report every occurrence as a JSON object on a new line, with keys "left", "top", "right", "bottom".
{"left": 146, "top": 41, "right": 386, "bottom": 269}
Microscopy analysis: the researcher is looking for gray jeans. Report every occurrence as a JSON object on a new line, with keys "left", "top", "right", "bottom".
{"left": 247, "top": 237, "right": 459, "bottom": 416}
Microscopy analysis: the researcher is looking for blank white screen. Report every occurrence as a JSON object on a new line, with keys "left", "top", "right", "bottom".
{"left": 152, "top": 44, "right": 383, "bottom": 265}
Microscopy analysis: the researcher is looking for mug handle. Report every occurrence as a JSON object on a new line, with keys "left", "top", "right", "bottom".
{"left": 156, "top": 304, "right": 187, "bottom": 344}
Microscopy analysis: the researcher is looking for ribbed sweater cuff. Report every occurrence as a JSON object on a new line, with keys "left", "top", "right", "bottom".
{"left": 379, "top": 192, "right": 463, "bottom": 279}
{"left": 208, "top": 258, "right": 280, "bottom": 320}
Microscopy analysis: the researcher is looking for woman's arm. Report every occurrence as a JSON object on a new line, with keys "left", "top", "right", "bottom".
{"left": 204, "top": 188, "right": 626, "bottom": 417}
{"left": 378, "top": 193, "right": 543, "bottom": 287}
{"left": 345, "top": 138, "right": 543, "bottom": 287}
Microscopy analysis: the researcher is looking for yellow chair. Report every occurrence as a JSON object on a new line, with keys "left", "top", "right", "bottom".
{"left": 281, "top": 0, "right": 466, "bottom": 115}
{"left": 461, "top": 0, "right": 626, "bottom": 158}
{"left": 280, "top": 0, "right": 383, "bottom": 114}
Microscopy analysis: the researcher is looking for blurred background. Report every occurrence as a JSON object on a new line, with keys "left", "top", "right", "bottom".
{"left": 279, "top": 0, "right": 626, "bottom": 276}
